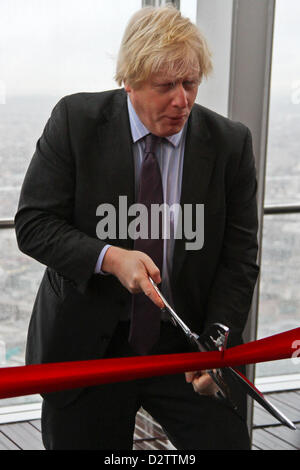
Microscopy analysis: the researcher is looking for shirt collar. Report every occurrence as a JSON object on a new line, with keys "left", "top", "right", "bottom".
{"left": 127, "top": 94, "right": 186, "bottom": 148}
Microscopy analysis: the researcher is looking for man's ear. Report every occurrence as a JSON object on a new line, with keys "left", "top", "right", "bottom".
{"left": 124, "top": 83, "right": 131, "bottom": 93}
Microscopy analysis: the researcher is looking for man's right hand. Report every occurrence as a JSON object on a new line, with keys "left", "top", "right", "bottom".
{"left": 101, "top": 246, "right": 165, "bottom": 310}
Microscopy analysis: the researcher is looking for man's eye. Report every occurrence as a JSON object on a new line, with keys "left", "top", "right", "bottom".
{"left": 155, "top": 82, "right": 176, "bottom": 90}
{"left": 183, "top": 81, "right": 198, "bottom": 89}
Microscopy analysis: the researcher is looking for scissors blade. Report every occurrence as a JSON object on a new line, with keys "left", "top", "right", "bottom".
{"left": 149, "top": 277, "right": 193, "bottom": 337}
{"left": 149, "top": 277, "right": 296, "bottom": 430}
{"left": 224, "top": 367, "right": 296, "bottom": 430}
{"left": 149, "top": 277, "right": 236, "bottom": 404}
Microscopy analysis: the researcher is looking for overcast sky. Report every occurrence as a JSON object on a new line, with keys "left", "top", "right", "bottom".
{"left": 0, "top": 0, "right": 299, "bottom": 97}
{"left": 0, "top": 0, "right": 141, "bottom": 96}
{"left": 271, "top": 0, "right": 300, "bottom": 95}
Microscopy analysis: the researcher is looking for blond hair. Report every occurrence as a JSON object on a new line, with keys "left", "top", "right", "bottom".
{"left": 115, "top": 5, "right": 213, "bottom": 88}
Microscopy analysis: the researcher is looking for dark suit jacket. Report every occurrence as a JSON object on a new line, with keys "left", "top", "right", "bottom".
{"left": 15, "top": 89, "right": 259, "bottom": 407}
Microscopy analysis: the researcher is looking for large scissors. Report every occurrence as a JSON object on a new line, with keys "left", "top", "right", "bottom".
{"left": 149, "top": 277, "right": 296, "bottom": 430}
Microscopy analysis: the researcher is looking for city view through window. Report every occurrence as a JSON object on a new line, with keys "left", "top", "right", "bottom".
{"left": 0, "top": 0, "right": 141, "bottom": 406}
{"left": 255, "top": 0, "right": 300, "bottom": 377}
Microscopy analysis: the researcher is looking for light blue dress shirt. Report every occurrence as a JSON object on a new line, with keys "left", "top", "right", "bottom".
{"left": 95, "top": 94, "right": 187, "bottom": 310}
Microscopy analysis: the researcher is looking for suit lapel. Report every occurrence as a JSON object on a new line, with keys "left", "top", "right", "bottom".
{"left": 171, "top": 106, "right": 217, "bottom": 286}
{"left": 97, "top": 90, "right": 135, "bottom": 250}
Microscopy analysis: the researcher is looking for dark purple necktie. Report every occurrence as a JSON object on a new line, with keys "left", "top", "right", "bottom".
{"left": 128, "top": 134, "right": 164, "bottom": 355}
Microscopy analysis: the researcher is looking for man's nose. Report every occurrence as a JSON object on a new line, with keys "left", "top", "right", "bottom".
{"left": 171, "top": 84, "right": 188, "bottom": 108}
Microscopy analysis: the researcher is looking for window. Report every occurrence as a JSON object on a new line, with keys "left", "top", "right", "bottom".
{"left": 256, "top": 0, "right": 300, "bottom": 379}
{"left": 0, "top": 0, "right": 141, "bottom": 407}
{"left": 0, "top": 0, "right": 141, "bottom": 219}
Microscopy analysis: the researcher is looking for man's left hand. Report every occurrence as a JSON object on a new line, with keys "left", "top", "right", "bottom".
{"left": 185, "top": 370, "right": 219, "bottom": 396}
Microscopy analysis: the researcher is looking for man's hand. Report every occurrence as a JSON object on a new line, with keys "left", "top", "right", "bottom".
{"left": 185, "top": 370, "right": 219, "bottom": 396}
{"left": 101, "top": 246, "right": 165, "bottom": 309}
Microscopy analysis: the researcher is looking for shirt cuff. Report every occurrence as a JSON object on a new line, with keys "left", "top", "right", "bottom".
{"left": 94, "top": 244, "right": 112, "bottom": 275}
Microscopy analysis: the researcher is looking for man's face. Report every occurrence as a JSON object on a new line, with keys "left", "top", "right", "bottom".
{"left": 125, "top": 68, "right": 200, "bottom": 137}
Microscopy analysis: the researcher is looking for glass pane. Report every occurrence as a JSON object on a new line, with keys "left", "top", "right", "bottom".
{"left": 180, "top": 0, "right": 197, "bottom": 23}
{"left": 0, "top": 0, "right": 141, "bottom": 407}
{"left": 0, "top": 0, "right": 141, "bottom": 219}
{"left": 0, "top": 96, "right": 60, "bottom": 219}
{"left": 264, "top": 0, "right": 300, "bottom": 206}
{"left": 0, "top": 229, "right": 45, "bottom": 406}
{"left": 256, "top": 214, "right": 300, "bottom": 378}
{"left": 256, "top": 0, "right": 300, "bottom": 379}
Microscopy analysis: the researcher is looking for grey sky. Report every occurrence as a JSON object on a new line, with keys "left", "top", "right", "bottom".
{"left": 0, "top": 0, "right": 299, "bottom": 97}
{"left": 271, "top": 0, "right": 300, "bottom": 94}
{"left": 0, "top": 0, "right": 141, "bottom": 96}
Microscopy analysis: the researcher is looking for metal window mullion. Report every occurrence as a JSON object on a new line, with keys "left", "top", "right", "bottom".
{"left": 228, "top": 0, "right": 276, "bottom": 352}
{"left": 0, "top": 219, "right": 14, "bottom": 229}
{"left": 228, "top": 0, "right": 276, "bottom": 442}
{"left": 142, "top": 0, "right": 180, "bottom": 9}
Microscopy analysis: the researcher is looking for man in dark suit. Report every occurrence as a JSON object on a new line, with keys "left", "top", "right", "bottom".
{"left": 15, "top": 6, "right": 259, "bottom": 450}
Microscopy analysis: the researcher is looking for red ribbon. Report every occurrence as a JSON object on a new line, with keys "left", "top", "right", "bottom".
{"left": 0, "top": 328, "right": 299, "bottom": 399}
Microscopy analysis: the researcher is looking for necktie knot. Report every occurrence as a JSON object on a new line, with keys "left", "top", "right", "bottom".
{"left": 144, "top": 133, "right": 159, "bottom": 154}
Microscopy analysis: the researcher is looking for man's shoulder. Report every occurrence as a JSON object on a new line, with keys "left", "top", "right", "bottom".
{"left": 191, "top": 102, "right": 249, "bottom": 140}
{"left": 57, "top": 88, "right": 127, "bottom": 122}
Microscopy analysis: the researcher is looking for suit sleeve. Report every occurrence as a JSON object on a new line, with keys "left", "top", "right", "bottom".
{"left": 14, "top": 97, "right": 106, "bottom": 294}
{"left": 203, "top": 127, "right": 260, "bottom": 342}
